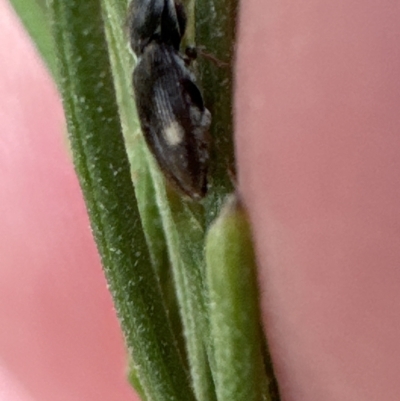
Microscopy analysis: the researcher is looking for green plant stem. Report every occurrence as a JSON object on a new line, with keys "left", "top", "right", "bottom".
{"left": 101, "top": 1, "right": 218, "bottom": 399}
{"left": 49, "top": 1, "right": 194, "bottom": 399}
{"left": 196, "top": 0, "right": 237, "bottom": 224}
{"left": 149, "top": 165, "right": 218, "bottom": 401}
{"left": 9, "top": 0, "right": 57, "bottom": 77}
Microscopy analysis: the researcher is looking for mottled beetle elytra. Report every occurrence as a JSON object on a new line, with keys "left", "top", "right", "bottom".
{"left": 128, "top": 0, "right": 211, "bottom": 199}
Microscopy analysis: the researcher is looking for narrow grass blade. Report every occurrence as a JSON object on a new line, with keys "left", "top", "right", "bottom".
{"left": 9, "top": 0, "right": 57, "bottom": 78}
{"left": 196, "top": 0, "right": 237, "bottom": 221}
{"left": 101, "top": 2, "right": 218, "bottom": 399}
{"left": 149, "top": 164, "right": 218, "bottom": 401}
{"left": 48, "top": 1, "right": 195, "bottom": 399}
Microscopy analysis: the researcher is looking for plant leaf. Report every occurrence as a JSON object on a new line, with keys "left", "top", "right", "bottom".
{"left": 9, "top": 0, "right": 57, "bottom": 78}
{"left": 48, "top": 0, "right": 195, "bottom": 399}
{"left": 206, "top": 195, "right": 280, "bottom": 401}
{"left": 100, "top": 1, "right": 218, "bottom": 399}
{"left": 196, "top": 0, "right": 237, "bottom": 223}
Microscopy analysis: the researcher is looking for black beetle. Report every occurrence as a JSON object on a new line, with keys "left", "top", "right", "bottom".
{"left": 128, "top": 0, "right": 211, "bottom": 199}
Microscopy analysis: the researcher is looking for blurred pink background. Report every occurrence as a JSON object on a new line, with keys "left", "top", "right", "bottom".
{"left": 0, "top": 1, "right": 137, "bottom": 400}
{"left": 236, "top": 1, "right": 400, "bottom": 400}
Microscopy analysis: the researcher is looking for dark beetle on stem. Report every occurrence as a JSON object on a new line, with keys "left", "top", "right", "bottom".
{"left": 128, "top": 0, "right": 211, "bottom": 200}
